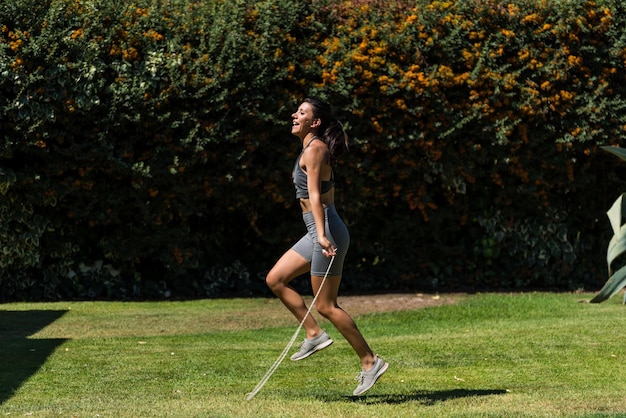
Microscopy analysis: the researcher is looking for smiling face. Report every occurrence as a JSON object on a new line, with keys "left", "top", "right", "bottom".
{"left": 291, "top": 102, "right": 319, "bottom": 139}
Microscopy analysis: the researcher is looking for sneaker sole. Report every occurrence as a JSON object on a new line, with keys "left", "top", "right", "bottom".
{"left": 290, "top": 338, "right": 334, "bottom": 361}
{"left": 353, "top": 361, "right": 389, "bottom": 396}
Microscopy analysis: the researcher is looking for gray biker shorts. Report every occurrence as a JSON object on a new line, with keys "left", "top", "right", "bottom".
{"left": 291, "top": 204, "right": 350, "bottom": 276}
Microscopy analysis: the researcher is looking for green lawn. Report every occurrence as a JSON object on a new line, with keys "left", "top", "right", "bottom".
{"left": 1, "top": 292, "right": 626, "bottom": 417}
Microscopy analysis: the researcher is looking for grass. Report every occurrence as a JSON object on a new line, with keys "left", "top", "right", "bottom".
{"left": 1, "top": 292, "right": 626, "bottom": 417}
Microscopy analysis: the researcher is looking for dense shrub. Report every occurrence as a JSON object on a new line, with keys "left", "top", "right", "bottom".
{"left": 0, "top": 0, "right": 625, "bottom": 300}
{"left": 310, "top": 0, "right": 626, "bottom": 292}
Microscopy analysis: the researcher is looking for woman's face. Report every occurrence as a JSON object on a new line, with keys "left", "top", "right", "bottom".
{"left": 291, "top": 102, "right": 317, "bottom": 138}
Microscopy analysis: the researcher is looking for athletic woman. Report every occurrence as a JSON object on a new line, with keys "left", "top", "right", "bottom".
{"left": 265, "top": 97, "right": 388, "bottom": 396}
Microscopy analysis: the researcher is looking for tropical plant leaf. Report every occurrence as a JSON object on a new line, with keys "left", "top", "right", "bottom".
{"left": 590, "top": 264, "right": 626, "bottom": 303}
{"left": 591, "top": 193, "right": 626, "bottom": 303}
{"left": 601, "top": 146, "right": 626, "bottom": 163}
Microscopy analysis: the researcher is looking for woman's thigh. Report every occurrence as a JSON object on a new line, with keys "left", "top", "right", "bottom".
{"left": 266, "top": 249, "right": 310, "bottom": 286}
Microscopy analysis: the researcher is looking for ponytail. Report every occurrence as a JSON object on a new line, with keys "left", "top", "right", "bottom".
{"left": 304, "top": 97, "right": 349, "bottom": 161}
{"left": 324, "top": 119, "right": 349, "bottom": 161}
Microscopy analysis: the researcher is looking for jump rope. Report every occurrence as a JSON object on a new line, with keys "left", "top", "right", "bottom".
{"left": 245, "top": 255, "right": 336, "bottom": 401}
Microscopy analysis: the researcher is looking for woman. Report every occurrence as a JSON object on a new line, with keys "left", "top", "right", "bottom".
{"left": 265, "top": 97, "right": 388, "bottom": 396}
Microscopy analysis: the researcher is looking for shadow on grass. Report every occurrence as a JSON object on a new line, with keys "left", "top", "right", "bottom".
{"left": 0, "top": 310, "right": 68, "bottom": 405}
{"left": 334, "top": 388, "right": 508, "bottom": 405}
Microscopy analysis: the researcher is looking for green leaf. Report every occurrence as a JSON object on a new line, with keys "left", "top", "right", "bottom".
{"left": 590, "top": 264, "right": 626, "bottom": 303}
{"left": 592, "top": 193, "right": 626, "bottom": 303}
{"left": 601, "top": 146, "right": 626, "bottom": 163}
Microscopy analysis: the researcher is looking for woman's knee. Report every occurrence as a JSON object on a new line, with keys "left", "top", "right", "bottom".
{"left": 265, "top": 269, "right": 288, "bottom": 292}
{"left": 265, "top": 271, "right": 279, "bottom": 290}
{"left": 316, "top": 302, "right": 341, "bottom": 319}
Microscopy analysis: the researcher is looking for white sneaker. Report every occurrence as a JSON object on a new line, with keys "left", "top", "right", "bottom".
{"left": 353, "top": 355, "right": 388, "bottom": 396}
{"left": 290, "top": 331, "right": 333, "bottom": 361}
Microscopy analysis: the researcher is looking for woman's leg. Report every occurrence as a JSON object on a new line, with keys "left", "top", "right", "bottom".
{"left": 265, "top": 249, "right": 324, "bottom": 339}
{"left": 312, "top": 274, "right": 377, "bottom": 370}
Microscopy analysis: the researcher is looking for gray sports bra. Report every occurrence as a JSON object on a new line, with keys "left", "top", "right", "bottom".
{"left": 292, "top": 138, "right": 335, "bottom": 199}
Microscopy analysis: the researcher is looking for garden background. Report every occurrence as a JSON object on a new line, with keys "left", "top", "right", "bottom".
{"left": 1, "top": 0, "right": 625, "bottom": 301}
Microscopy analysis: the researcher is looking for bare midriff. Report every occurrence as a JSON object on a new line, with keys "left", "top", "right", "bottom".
{"left": 299, "top": 189, "right": 335, "bottom": 213}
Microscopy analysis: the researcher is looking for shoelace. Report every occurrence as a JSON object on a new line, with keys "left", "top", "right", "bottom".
{"left": 296, "top": 335, "right": 320, "bottom": 350}
{"left": 294, "top": 338, "right": 313, "bottom": 351}
{"left": 354, "top": 371, "right": 366, "bottom": 383}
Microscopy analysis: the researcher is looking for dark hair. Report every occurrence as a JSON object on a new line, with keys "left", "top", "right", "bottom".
{"left": 304, "top": 97, "right": 348, "bottom": 160}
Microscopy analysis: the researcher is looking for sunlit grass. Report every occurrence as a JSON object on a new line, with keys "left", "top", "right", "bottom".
{"left": 1, "top": 293, "right": 626, "bottom": 417}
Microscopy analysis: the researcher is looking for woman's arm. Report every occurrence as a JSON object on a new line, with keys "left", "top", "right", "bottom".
{"left": 302, "top": 144, "right": 336, "bottom": 257}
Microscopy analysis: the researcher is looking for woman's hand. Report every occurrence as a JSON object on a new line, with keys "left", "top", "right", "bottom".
{"left": 319, "top": 236, "right": 337, "bottom": 258}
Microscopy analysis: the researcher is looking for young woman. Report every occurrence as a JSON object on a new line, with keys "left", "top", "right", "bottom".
{"left": 265, "top": 97, "right": 388, "bottom": 396}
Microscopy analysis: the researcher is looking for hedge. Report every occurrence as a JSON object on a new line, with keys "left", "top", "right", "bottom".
{"left": 1, "top": 0, "right": 625, "bottom": 301}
